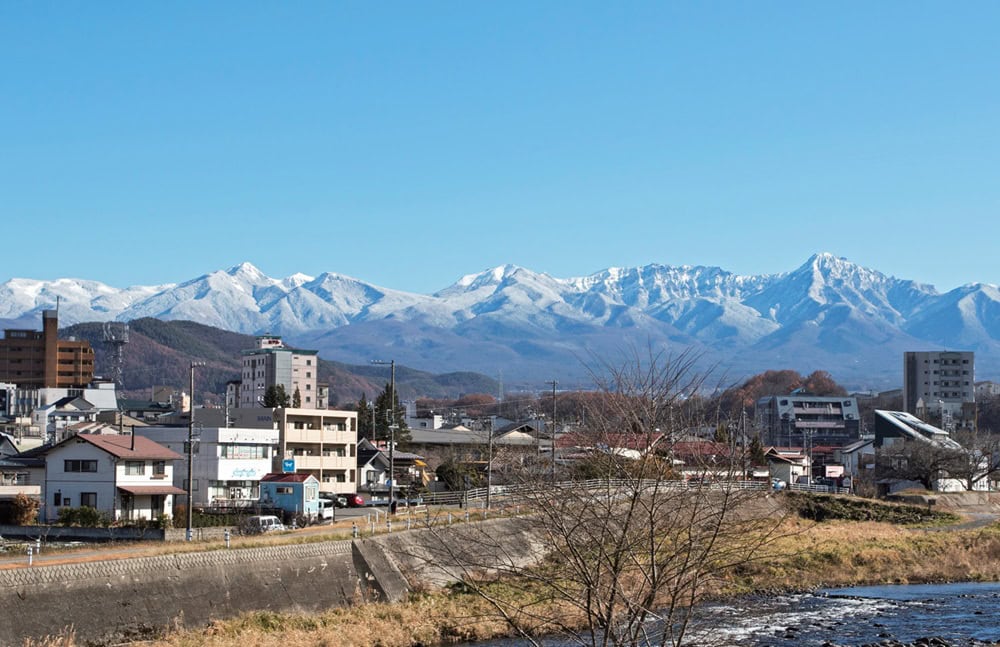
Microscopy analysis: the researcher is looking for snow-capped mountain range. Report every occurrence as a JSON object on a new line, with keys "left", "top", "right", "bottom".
{"left": 2, "top": 253, "right": 997, "bottom": 389}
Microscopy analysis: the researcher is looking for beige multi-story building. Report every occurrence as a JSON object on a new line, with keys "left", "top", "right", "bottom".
{"left": 238, "top": 335, "right": 326, "bottom": 409}
{"left": 271, "top": 407, "right": 358, "bottom": 495}
{"left": 903, "top": 350, "right": 975, "bottom": 431}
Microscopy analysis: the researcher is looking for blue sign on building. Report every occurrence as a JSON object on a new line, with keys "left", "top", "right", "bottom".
{"left": 282, "top": 459, "right": 295, "bottom": 473}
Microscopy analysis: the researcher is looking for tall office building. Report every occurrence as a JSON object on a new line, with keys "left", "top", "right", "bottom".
{"left": 903, "top": 351, "right": 975, "bottom": 431}
{"left": 238, "top": 336, "right": 326, "bottom": 409}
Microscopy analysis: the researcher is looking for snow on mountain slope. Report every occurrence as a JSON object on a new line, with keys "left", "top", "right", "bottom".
{"left": 1, "top": 254, "right": 998, "bottom": 386}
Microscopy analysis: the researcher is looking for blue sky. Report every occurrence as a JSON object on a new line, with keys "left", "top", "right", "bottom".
{"left": 2, "top": 2, "right": 998, "bottom": 294}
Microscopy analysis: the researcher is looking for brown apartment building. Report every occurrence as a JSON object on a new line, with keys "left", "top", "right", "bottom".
{"left": 0, "top": 310, "right": 94, "bottom": 388}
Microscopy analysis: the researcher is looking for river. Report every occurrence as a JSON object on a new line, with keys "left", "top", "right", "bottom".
{"left": 467, "top": 582, "right": 1000, "bottom": 646}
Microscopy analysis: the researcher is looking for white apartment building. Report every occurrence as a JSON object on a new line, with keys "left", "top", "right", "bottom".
{"left": 133, "top": 425, "right": 280, "bottom": 509}
{"left": 903, "top": 350, "right": 975, "bottom": 431}
{"left": 238, "top": 335, "right": 326, "bottom": 409}
{"left": 271, "top": 407, "right": 358, "bottom": 495}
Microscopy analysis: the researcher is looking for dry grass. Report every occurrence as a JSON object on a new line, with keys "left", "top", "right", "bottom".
{"left": 726, "top": 517, "right": 1000, "bottom": 592}
{"left": 26, "top": 516, "right": 1000, "bottom": 647}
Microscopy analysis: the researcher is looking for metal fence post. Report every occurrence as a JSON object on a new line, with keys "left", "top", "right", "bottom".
{"left": 27, "top": 546, "right": 33, "bottom": 566}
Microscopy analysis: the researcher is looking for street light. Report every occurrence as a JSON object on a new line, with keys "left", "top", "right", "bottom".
{"left": 186, "top": 361, "right": 205, "bottom": 541}
{"left": 371, "top": 359, "right": 395, "bottom": 513}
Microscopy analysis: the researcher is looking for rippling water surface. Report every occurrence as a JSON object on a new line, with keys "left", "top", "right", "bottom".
{"left": 468, "top": 582, "right": 1000, "bottom": 646}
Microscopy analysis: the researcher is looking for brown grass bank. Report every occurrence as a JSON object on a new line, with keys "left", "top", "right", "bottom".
{"left": 28, "top": 513, "right": 1000, "bottom": 647}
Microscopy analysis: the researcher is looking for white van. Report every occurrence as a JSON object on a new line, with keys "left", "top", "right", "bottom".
{"left": 244, "top": 515, "right": 286, "bottom": 534}
{"left": 317, "top": 499, "right": 335, "bottom": 521}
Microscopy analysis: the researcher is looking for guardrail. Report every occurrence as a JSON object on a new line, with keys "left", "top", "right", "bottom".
{"left": 422, "top": 478, "right": 849, "bottom": 506}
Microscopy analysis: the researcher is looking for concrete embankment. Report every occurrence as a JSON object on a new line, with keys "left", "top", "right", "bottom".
{"left": 0, "top": 517, "right": 545, "bottom": 646}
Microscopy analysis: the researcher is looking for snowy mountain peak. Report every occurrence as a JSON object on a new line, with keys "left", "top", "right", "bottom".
{"left": 1, "top": 254, "right": 997, "bottom": 388}
{"left": 226, "top": 262, "right": 269, "bottom": 282}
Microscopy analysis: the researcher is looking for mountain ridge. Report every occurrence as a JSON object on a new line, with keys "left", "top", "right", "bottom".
{"left": 3, "top": 252, "right": 998, "bottom": 390}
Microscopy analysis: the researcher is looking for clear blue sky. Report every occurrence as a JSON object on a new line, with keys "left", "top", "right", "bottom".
{"left": 2, "top": 2, "right": 998, "bottom": 294}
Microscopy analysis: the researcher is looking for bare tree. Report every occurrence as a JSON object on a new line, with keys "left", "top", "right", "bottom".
{"left": 875, "top": 441, "right": 965, "bottom": 491}
{"left": 413, "top": 347, "right": 792, "bottom": 647}
{"left": 946, "top": 430, "right": 1000, "bottom": 491}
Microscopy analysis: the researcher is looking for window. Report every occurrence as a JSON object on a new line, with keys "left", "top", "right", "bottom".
{"left": 276, "top": 486, "right": 293, "bottom": 494}
{"left": 220, "top": 444, "right": 267, "bottom": 460}
{"left": 65, "top": 460, "right": 98, "bottom": 473}
{"left": 153, "top": 461, "right": 166, "bottom": 476}
{"left": 125, "top": 461, "right": 145, "bottom": 476}
{"left": 80, "top": 492, "right": 97, "bottom": 508}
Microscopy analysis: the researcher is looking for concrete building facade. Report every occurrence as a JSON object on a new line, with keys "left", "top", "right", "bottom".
{"left": 0, "top": 311, "right": 94, "bottom": 389}
{"left": 903, "top": 350, "right": 975, "bottom": 431}
{"left": 238, "top": 336, "right": 326, "bottom": 409}
{"left": 756, "top": 394, "right": 861, "bottom": 448}
{"left": 271, "top": 407, "right": 358, "bottom": 495}
{"left": 133, "top": 425, "right": 280, "bottom": 509}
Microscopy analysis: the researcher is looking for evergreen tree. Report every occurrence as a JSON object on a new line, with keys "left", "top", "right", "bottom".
{"left": 373, "top": 382, "right": 411, "bottom": 447}
{"left": 356, "top": 394, "right": 374, "bottom": 440}
{"left": 292, "top": 387, "right": 302, "bottom": 408}
{"left": 748, "top": 434, "right": 766, "bottom": 466}
{"left": 263, "top": 385, "right": 290, "bottom": 408}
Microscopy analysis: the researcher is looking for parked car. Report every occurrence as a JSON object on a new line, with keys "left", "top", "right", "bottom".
{"left": 242, "top": 515, "right": 286, "bottom": 534}
{"left": 317, "top": 499, "right": 336, "bottom": 521}
{"left": 320, "top": 493, "right": 349, "bottom": 508}
{"left": 344, "top": 493, "right": 365, "bottom": 507}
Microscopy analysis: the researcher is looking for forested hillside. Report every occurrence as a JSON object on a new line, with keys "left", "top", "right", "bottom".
{"left": 63, "top": 318, "right": 498, "bottom": 406}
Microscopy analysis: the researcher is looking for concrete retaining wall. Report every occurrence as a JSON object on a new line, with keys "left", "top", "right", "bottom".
{"left": 0, "top": 517, "right": 545, "bottom": 646}
{"left": 0, "top": 540, "right": 367, "bottom": 646}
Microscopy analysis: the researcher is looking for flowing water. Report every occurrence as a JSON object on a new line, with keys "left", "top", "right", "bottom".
{"left": 467, "top": 582, "right": 1000, "bottom": 646}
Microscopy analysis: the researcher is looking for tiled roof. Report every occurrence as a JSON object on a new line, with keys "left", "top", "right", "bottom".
{"left": 260, "top": 472, "right": 314, "bottom": 483}
{"left": 69, "top": 434, "right": 182, "bottom": 460}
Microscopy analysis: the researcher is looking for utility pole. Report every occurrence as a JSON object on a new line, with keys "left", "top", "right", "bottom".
{"left": 486, "top": 417, "right": 494, "bottom": 510}
{"left": 372, "top": 360, "right": 395, "bottom": 513}
{"left": 547, "top": 380, "right": 558, "bottom": 482}
{"left": 186, "top": 361, "right": 205, "bottom": 541}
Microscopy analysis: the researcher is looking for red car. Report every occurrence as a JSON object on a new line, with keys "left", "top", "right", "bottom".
{"left": 345, "top": 493, "right": 366, "bottom": 507}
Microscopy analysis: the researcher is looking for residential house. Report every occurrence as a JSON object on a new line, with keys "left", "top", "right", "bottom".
{"left": 765, "top": 447, "right": 811, "bottom": 485}
{"left": 32, "top": 396, "right": 100, "bottom": 444}
{"left": 873, "top": 410, "right": 961, "bottom": 450}
{"left": 357, "top": 438, "right": 429, "bottom": 502}
{"left": 833, "top": 439, "right": 875, "bottom": 489}
{"left": 43, "top": 433, "right": 185, "bottom": 523}
{"left": 669, "top": 441, "right": 740, "bottom": 481}
{"left": 259, "top": 472, "right": 320, "bottom": 519}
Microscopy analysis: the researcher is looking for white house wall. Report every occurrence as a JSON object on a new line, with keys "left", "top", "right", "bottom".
{"left": 134, "top": 426, "right": 278, "bottom": 507}
{"left": 44, "top": 441, "right": 117, "bottom": 523}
